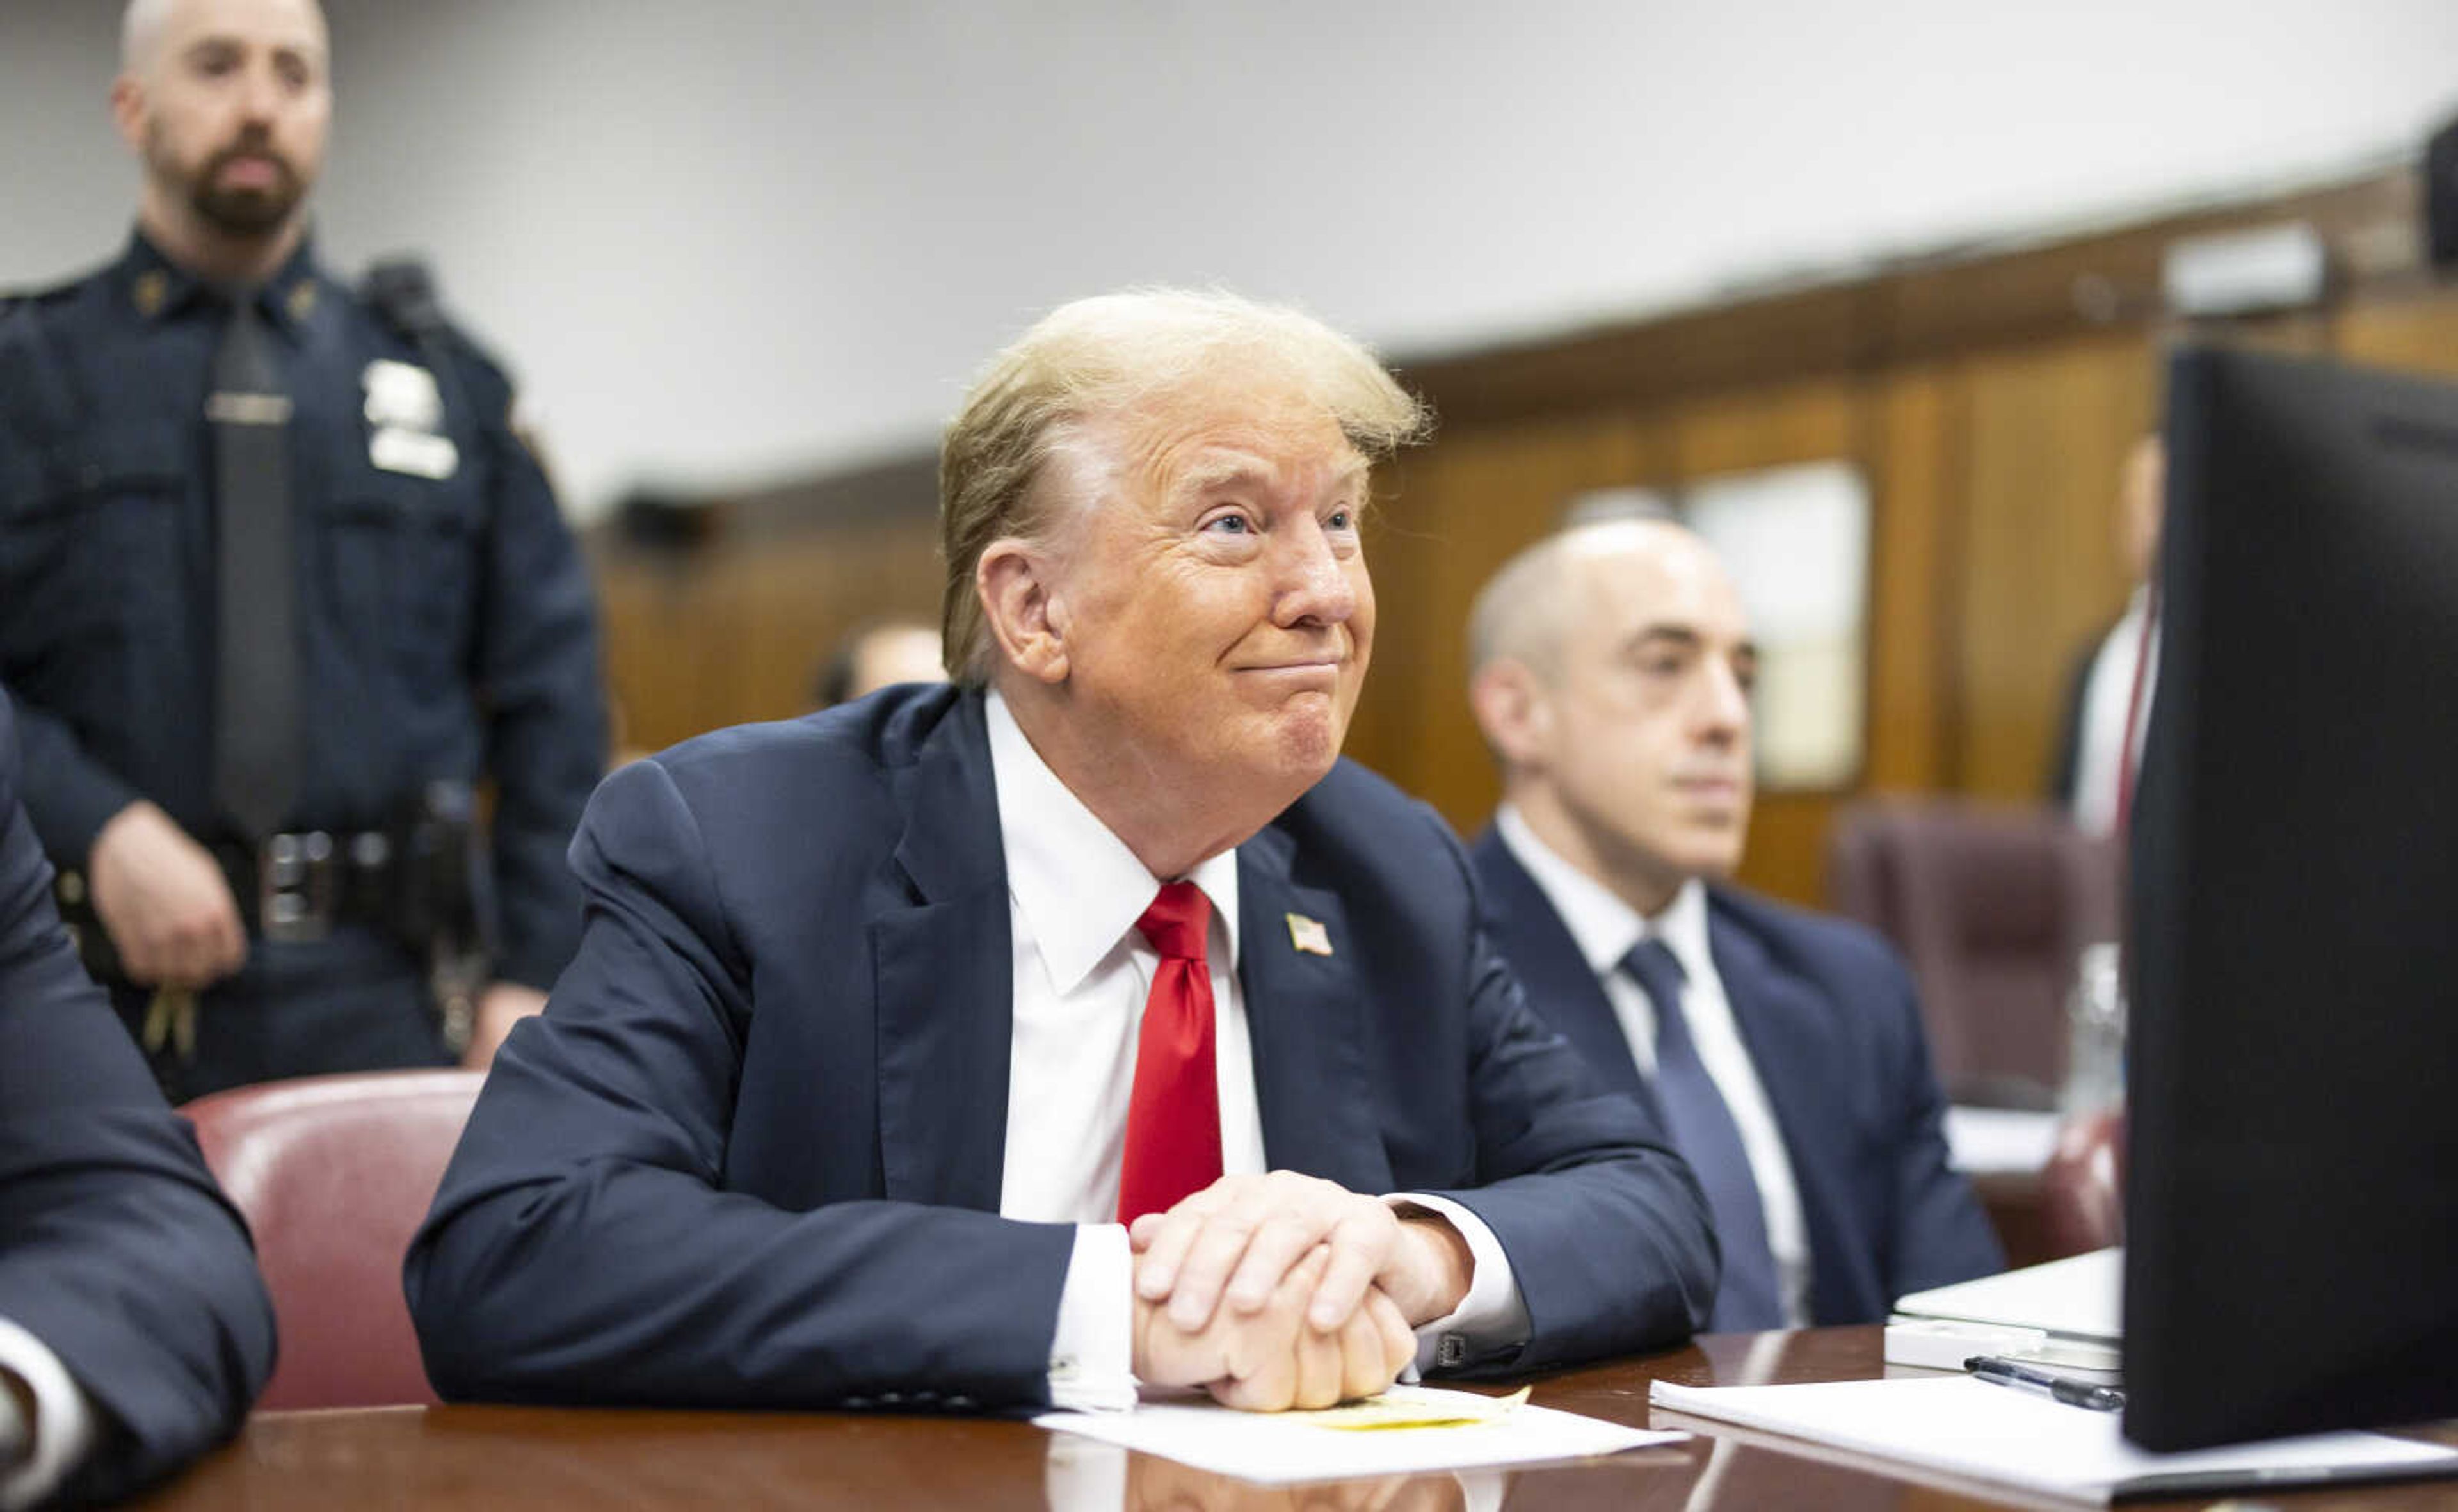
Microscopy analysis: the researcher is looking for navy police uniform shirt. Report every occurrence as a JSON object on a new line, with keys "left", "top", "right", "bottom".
{"left": 0, "top": 232, "right": 604, "bottom": 992}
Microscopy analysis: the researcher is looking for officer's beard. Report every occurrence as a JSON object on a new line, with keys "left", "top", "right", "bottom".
{"left": 161, "top": 124, "right": 307, "bottom": 237}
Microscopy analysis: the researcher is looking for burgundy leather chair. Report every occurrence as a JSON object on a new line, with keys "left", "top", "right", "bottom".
{"left": 2039, "top": 1104, "right": 2127, "bottom": 1257}
{"left": 1827, "top": 799, "right": 2119, "bottom": 1109}
{"left": 185, "top": 1069, "right": 484, "bottom": 1410}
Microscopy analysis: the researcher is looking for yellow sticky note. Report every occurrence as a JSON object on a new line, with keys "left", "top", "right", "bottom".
{"left": 1294, "top": 1385, "right": 1532, "bottom": 1432}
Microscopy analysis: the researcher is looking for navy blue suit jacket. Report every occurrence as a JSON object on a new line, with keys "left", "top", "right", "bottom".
{"left": 1470, "top": 830, "right": 2002, "bottom": 1325}
{"left": 0, "top": 693, "right": 274, "bottom": 1502}
{"left": 408, "top": 687, "right": 1715, "bottom": 1409}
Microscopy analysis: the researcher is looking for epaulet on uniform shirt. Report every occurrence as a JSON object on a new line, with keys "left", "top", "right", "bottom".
{"left": 0, "top": 269, "right": 97, "bottom": 316}
{"left": 360, "top": 254, "right": 518, "bottom": 408}
{"left": 0, "top": 280, "right": 82, "bottom": 408}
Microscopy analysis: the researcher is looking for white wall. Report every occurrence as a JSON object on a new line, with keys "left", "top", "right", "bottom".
{"left": 6, "top": 1, "right": 2454, "bottom": 521}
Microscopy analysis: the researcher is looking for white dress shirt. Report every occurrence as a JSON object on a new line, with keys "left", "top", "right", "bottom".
{"left": 2071, "top": 586, "right": 2160, "bottom": 839}
{"left": 1497, "top": 805, "right": 1814, "bottom": 1326}
{"left": 0, "top": 1317, "right": 95, "bottom": 1511}
{"left": 987, "top": 693, "right": 1525, "bottom": 1408}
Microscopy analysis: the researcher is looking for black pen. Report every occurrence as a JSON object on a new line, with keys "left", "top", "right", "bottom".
{"left": 1963, "top": 1355, "right": 2127, "bottom": 1412}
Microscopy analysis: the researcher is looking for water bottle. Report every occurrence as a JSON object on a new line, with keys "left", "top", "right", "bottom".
{"left": 2060, "top": 941, "right": 2128, "bottom": 1115}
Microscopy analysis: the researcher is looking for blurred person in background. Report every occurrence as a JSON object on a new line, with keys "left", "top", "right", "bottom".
{"left": 0, "top": 689, "right": 275, "bottom": 1507}
{"left": 0, "top": 0, "right": 605, "bottom": 1096}
{"left": 2048, "top": 435, "right": 2164, "bottom": 838}
{"left": 1465, "top": 518, "right": 2000, "bottom": 1330}
{"left": 813, "top": 616, "right": 945, "bottom": 707}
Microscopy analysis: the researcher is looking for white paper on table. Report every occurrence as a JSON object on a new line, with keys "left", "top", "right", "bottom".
{"left": 1034, "top": 1385, "right": 1683, "bottom": 1485}
{"left": 1650, "top": 1376, "right": 2458, "bottom": 1507}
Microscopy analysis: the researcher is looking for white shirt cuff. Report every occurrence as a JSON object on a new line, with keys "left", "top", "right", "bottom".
{"left": 1046, "top": 1223, "right": 1139, "bottom": 1413}
{"left": 1387, "top": 1193, "right": 1530, "bottom": 1376}
{"left": 0, "top": 1316, "right": 97, "bottom": 1512}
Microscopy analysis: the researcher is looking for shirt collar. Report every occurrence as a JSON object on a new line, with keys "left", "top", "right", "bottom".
{"left": 986, "top": 689, "right": 1241, "bottom": 992}
{"left": 118, "top": 225, "right": 325, "bottom": 336}
{"left": 1495, "top": 802, "right": 1712, "bottom": 983}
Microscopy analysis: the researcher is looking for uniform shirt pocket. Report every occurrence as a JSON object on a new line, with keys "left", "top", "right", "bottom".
{"left": 0, "top": 422, "right": 187, "bottom": 666}
{"left": 316, "top": 458, "right": 483, "bottom": 696}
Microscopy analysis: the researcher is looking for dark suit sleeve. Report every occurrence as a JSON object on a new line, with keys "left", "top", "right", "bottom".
{"left": 0, "top": 701, "right": 275, "bottom": 1504}
{"left": 405, "top": 756, "right": 1077, "bottom": 1409}
{"left": 1417, "top": 816, "right": 1718, "bottom": 1372}
{"left": 464, "top": 357, "right": 606, "bottom": 992}
{"left": 1874, "top": 951, "right": 2006, "bottom": 1295}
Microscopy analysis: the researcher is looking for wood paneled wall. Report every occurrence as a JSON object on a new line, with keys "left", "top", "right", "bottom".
{"left": 592, "top": 168, "right": 2458, "bottom": 907}
{"left": 596, "top": 513, "right": 943, "bottom": 755}
{"left": 593, "top": 460, "right": 944, "bottom": 755}
{"left": 1338, "top": 338, "right": 2166, "bottom": 904}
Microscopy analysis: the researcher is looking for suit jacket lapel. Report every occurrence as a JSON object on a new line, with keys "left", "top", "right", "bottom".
{"left": 1236, "top": 824, "right": 1391, "bottom": 1194}
{"left": 1470, "top": 831, "right": 1653, "bottom": 1106}
{"left": 1708, "top": 895, "right": 1861, "bottom": 1321}
{"left": 871, "top": 694, "right": 1014, "bottom": 1212}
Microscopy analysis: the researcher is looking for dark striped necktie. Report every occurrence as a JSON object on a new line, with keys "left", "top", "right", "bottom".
{"left": 1621, "top": 938, "right": 1785, "bottom": 1331}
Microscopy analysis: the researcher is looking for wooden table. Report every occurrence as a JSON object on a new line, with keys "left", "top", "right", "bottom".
{"left": 131, "top": 1327, "right": 2458, "bottom": 1510}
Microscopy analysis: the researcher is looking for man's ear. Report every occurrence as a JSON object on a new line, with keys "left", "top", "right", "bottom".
{"left": 1469, "top": 659, "right": 1554, "bottom": 769}
{"left": 978, "top": 540, "right": 1068, "bottom": 685}
{"left": 109, "top": 76, "right": 147, "bottom": 156}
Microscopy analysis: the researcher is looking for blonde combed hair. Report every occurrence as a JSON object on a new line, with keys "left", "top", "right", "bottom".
{"left": 937, "top": 288, "right": 1429, "bottom": 686}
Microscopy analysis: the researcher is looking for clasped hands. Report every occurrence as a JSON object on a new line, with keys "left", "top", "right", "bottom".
{"left": 1127, "top": 1171, "right": 1474, "bottom": 1412}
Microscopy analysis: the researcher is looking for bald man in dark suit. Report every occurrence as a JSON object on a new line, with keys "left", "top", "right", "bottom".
{"left": 1465, "top": 520, "right": 2000, "bottom": 1331}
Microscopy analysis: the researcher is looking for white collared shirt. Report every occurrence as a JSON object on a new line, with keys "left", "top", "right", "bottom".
{"left": 988, "top": 693, "right": 1524, "bottom": 1408}
{"left": 2071, "top": 586, "right": 2160, "bottom": 839}
{"left": 1497, "top": 805, "right": 1813, "bottom": 1327}
{"left": 990, "top": 692, "right": 1268, "bottom": 1225}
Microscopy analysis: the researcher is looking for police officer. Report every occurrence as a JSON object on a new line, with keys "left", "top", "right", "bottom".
{"left": 0, "top": 0, "right": 605, "bottom": 1098}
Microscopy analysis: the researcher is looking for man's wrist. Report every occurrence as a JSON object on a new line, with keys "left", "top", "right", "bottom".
{"left": 0, "top": 1318, "right": 97, "bottom": 1510}
{"left": 84, "top": 800, "right": 147, "bottom": 873}
{"left": 1395, "top": 1212, "right": 1474, "bottom": 1326}
{"left": 0, "top": 1368, "right": 30, "bottom": 1470}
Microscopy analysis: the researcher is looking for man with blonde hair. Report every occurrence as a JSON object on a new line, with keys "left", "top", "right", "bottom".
{"left": 1466, "top": 518, "right": 1999, "bottom": 1331}
{"left": 410, "top": 290, "right": 1715, "bottom": 1415}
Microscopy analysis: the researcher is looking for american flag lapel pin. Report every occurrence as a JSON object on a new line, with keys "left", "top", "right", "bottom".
{"left": 1285, "top": 913, "right": 1333, "bottom": 956}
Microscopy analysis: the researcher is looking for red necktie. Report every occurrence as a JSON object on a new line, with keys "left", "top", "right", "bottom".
{"left": 1116, "top": 882, "right": 1223, "bottom": 1223}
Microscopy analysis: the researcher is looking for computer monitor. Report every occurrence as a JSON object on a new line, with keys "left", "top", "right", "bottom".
{"left": 2123, "top": 342, "right": 2458, "bottom": 1450}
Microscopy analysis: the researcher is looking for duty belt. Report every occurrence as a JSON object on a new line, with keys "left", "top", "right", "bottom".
{"left": 53, "top": 785, "right": 489, "bottom": 1064}
{"left": 218, "top": 828, "right": 401, "bottom": 943}
{"left": 55, "top": 828, "right": 404, "bottom": 1060}
{"left": 54, "top": 826, "right": 403, "bottom": 969}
